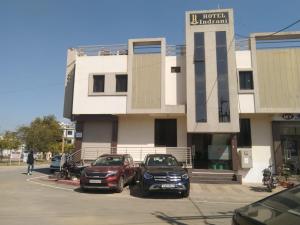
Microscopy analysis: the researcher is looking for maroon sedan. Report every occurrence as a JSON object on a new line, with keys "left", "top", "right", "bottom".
{"left": 80, "top": 154, "right": 136, "bottom": 193}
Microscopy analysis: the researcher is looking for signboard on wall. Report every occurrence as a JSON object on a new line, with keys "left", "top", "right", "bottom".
{"left": 190, "top": 12, "right": 229, "bottom": 25}
{"left": 208, "top": 145, "right": 232, "bottom": 160}
{"left": 273, "top": 114, "right": 300, "bottom": 121}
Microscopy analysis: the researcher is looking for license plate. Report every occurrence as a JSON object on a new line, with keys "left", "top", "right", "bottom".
{"left": 161, "top": 184, "right": 175, "bottom": 188}
{"left": 89, "top": 179, "right": 102, "bottom": 184}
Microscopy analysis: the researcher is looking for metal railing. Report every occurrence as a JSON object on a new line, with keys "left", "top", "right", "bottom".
{"left": 166, "top": 45, "right": 186, "bottom": 56}
{"left": 73, "top": 39, "right": 251, "bottom": 57}
{"left": 79, "top": 146, "right": 192, "bottom": 168}
{"left": 75, "top": 44, "right": 128, "bottom": 56}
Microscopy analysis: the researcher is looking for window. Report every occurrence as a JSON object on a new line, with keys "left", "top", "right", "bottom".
{"left": 67, "top": 131, "right": 73, "bottom": 136}
{"left": 171, "top": 66, "right": 181, "bottom": 73}
{"left": 194, "top": 32, "right": 207, "bottom": 122}
{"left": 237, "top": 119, "right": 252, "bottom": 147}
{"left": 93, "top": 75, "right": 105, "bottom": 92}
{"left": 155, "top": 119, "right": 177, "bottom": 147}
{"left": 216, "top": 31, "right": 230, "bottom": 122}
{"left": 116, "top": 74, "right": 128, "bottom": 92}
{"left": 239, "top": 71, "right": 254, "bottom": 90}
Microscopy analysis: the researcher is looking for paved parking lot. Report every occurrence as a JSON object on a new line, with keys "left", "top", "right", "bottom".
{"left": 0, "top": 165, "right": 284, "bottom": 225}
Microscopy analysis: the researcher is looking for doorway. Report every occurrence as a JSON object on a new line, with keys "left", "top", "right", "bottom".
{"left": 190, "top": 133, "right": 233, "bottom": 170}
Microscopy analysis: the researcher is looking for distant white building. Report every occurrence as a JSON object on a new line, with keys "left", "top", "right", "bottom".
{"left": 60, "top": 122, "right": 75, "bottom": 144}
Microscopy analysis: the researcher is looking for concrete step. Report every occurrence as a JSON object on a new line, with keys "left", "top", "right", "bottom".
{"left": 190, "top": 178, "right": 240, "bottom": 184}
{"left": 188, "top": 169, "right": 239, "bottom": 184}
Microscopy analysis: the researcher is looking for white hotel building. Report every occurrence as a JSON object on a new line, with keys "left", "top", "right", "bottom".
{"left": 63, "top": 9, "right": 300, "bottom": 183}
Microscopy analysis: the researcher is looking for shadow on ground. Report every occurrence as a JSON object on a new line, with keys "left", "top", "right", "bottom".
{"left": 129, "top": 184, "right": 183, "bottom": 199}
{"left": 249, "top": 186, "right": 269, "bottom": 192}
{"left": 152, "top": 211, "right": 233, "bottom": 225}
{"left": 73, "top": 187, "right": 125, "bottom": 195}
{"left": 32, "top": 167, "right": 51, "bottom": 175}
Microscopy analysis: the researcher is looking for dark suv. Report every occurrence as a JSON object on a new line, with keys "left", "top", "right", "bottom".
{"left": 138, "top": 154, "right": 190, "bottom": 197}
{"left": 80, "top": 154, "right": 136, "bottom": 193}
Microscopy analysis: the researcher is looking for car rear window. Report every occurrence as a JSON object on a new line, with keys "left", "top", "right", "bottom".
{"left": 93, "top": 156, "right": 123, "bottom": 166}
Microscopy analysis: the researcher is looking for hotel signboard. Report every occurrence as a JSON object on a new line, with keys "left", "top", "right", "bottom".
{"left": 190, "top": 12, "right": 229, "bottom": 25}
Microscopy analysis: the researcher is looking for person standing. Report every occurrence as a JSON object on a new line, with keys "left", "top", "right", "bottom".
{"left": 27, "top": 150, "right": 34, "bottom": 175}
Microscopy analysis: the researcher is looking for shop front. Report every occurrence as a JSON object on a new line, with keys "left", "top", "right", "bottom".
{"left": 273, "top": 119, "right": 300, "bottom": 175}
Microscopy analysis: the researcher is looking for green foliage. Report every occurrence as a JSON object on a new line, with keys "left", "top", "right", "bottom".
{"left": 0, "top": 131, "right": 21, "bottom": 150}
{"left": 17, "top": 115, "right": 62, "bottom": 153}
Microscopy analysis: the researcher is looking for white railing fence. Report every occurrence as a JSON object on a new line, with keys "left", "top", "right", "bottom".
{"left": 78, "top": 147, "right": 192, "bottom": 168}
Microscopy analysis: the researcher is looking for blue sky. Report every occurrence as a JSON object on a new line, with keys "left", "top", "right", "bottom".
{"left": 0, "top": 0, "right": 300, "bottom": 132}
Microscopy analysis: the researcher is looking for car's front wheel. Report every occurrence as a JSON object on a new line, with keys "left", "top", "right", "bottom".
{"left": 140, "top": 184, "right": 149, "bottom": 197}
{"left": 181, "top": 189, "right": 190, "bottom": 198}
{"left": 116, "top": 176, "right": 124, "bottom": 193}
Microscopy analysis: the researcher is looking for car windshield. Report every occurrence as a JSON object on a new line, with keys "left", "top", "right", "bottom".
{"left": 93, "top": 156, "right": 123, "bottom": 166}
{"left": 145, "top": 155, "right": 178, "bottom": 167}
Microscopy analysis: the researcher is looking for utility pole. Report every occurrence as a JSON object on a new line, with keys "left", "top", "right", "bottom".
{"left": 61, "top": 128, "right": 65, "bottom": 154}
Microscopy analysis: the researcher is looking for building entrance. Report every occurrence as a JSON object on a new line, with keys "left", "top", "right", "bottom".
{"left": 273, "top": 121, "right": 300, "bottom": 175}
{"left": 189, "top": 133, "right": 233, "bottom": 170}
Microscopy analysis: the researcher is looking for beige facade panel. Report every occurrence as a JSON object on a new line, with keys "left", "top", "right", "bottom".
{"left": 185, "top": 9, "right": 239, "bottom": 133}
{"left": 256, "top": 48, "right": 300, "bottom": 111}
{"left": 131, "top": 54, "right": 161, "bottom": 109}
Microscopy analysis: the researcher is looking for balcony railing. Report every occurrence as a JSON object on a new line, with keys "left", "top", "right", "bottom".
{"left": 77, "top": 146, "right": 192, "bottom": 168}
{"left": 74, "top": 40, "right": 249, "bottom": 57}
{"left": 76, "top": 44, "right": 128, "bottom": 56}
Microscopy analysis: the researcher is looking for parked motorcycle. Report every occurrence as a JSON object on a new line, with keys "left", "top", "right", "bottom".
{"left": 262, "top": 165, "right": 278, "bottom": 192}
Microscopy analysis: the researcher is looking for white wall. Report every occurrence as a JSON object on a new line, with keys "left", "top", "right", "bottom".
{"left": 73, "top": 55, "right": 127, "bottom": 114}
{"left": 239, "top": 116, "right": 274, "bottom": 183}
{"left": 236, "top": 50, "right": 252, "bottom": 69}
{"left": 117, "top": 115, "right": 187, "bottom": 161}
{"left": 165, "top": 56, "right": 186, "bottom": 105}
{"left": 238, "top": 94, "right": 255, "bottom": 113}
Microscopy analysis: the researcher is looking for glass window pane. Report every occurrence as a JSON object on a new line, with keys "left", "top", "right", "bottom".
{"left": 239, "top": 71, "right": 254, "bottom": 90}
{"left": 216, "top": 31, "right": 230, "bottom": 122}
{"left": 93, "top": 75, "right": 105, "bottom": 92}
{"left": 194, "top": 32, "right": 207, "bottom": 122}
{"left": 116, "top": 74, "right": 127, "bottom": 92}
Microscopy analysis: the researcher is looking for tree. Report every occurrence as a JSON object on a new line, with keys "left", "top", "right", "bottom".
{"left": 17, "top": 115, "right": 62, "bottom": 154}
{"left": 0, "top": 131, "right": 21, "bottom": 160}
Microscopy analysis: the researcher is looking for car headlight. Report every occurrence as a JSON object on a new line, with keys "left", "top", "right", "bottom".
{"left": 106, "top": 171, "right": 118, "bottom": 177}
{"left": 182, "top": 173, "right": 189, "bottom": 179}
{"left": 143, "top": 172, "right": 153, "bottom": 179}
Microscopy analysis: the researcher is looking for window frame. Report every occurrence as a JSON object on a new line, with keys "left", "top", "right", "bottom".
{"left": 237, "top": 118, "right": 252, "bottom": 148}
{"left": 115, "top": 74, "right": 128, "bottom": 92}
{"left": 171, "top": 66, "right": 181, "bottom": 73}
{"left": 238, "top": 69, "right": 255, "bottom": 93}
{"left": 92, "top": 74, "right": 105, "bottom": 93}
